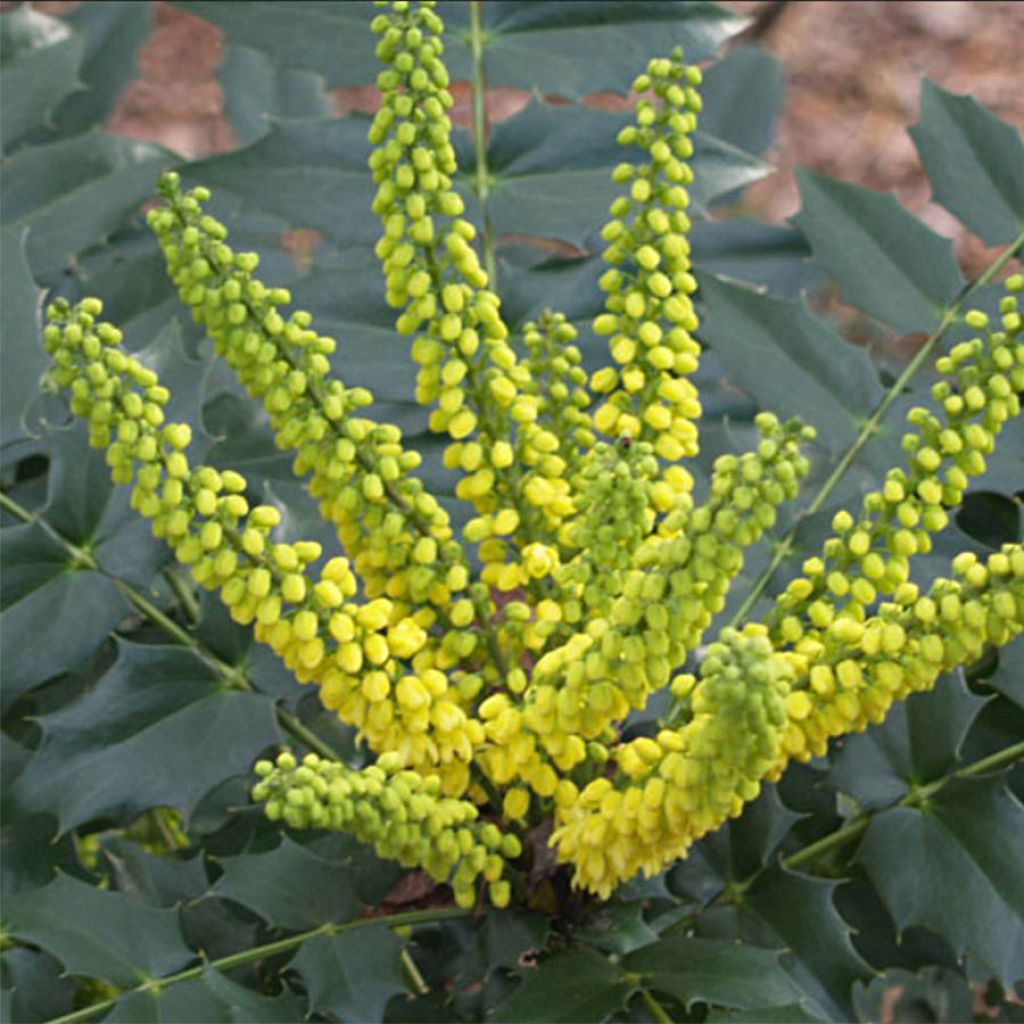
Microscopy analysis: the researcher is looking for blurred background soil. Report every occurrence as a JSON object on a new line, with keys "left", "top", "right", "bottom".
{"left": 29, "top": 0, "right": 1024, "bottom": 281}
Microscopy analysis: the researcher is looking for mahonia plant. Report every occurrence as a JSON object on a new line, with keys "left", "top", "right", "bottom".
{"left": 40, "top": 0, "right": 1024, "bottom": 906}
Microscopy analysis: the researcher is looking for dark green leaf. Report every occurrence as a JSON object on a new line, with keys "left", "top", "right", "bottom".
{"left": 688, "top": 133, "right": 773, "bottom": 212}
{"left": 13, "top": 641, "right": 280, "bottom": 831}
{"left": 578, "top": 901, "right": 660, "bottom": 956}
{"left": 956, "top": 491, "right": 1023, "bottom": 550}
{"left": 909, "top": 80, "right": 1024, "bottom": 246}
{"left": 185, "top": 117, "right": 375, "bottom": 248}
{"left": 0, "top": 522, "right": 126, "bottom": 709}
{"left": 625, "top": 935, "right": 804, "bottom": 1010}
{"left": 100, "top": 836, "right": 208, "bottom": 909}
{"left": 792, "top": 168, "right": 965, "bottom": 333}
{"left": 0, "top": 7, "right": 83, "bottom": 153}
{"left": 477, "top": 1, "right": 746, "bottom": 98}
{"left": 177, "top": 1, "right": 745, "bottom": 97}
{"left": 852, "top": 966, "right": 974, "bottom": 1024}
{"left": 691, "top": 219, "right": 819, "bottom": 297}
{"left": 699, "top": 47, "right": 783, "bottom": 158}
{"left": 445, "top": 909, "right": 550, "bottom": 985}
{"left": 695, "top": 867, "right": 872, "bottom": 1021}
{"left": 67, "top": 233, "right": 183, "bottom": 352}
{"left": 294, "top": 925, "right": 406, "bottom": 1024}
{"left": 1, "top": 814, "right": 82, "bottom": 899}
{"left": 2, "top": 872, "right": 193, "bottom": 988}
{"left": 110, "top": 965, "right": 307, "bottom": 1023}
{"left": 696, "top": 272, "right": 885, "bottom": 453}
{"left": 835, "top": 877, "right": 958, "bottom": 974}
{"left": 221, "top": 43, "right": 331, "bottom": 146}
{"left": 174, "top": 1, "right": 389, "bottom": 90}
{"left": 987, "top": 636, "right": 1024, "bottom": 709}
{"left": 830, "top": 673, "right": 987, "bottom": 810}
{"left": 705, "top": 1001, "right": 828, "bottom": 1023}
{"left": 478, "top": 103, "right": 769, "bottom": 248}
{"left": 1, "top": 947, "right": 77, "bottom": 1024}
{"left": 53, "top": 2, "right": 154, "bottom": 136}
{"left": 490, "top": 949, "right": 633, "bottom": 1024}
{"left": 212, "top": 836, "right": 360, "bottom": 930}
{"left": 1, "top": 129, "right": 169, "bottom": 277}
{"left": 857, "top": 776, "right": 1024, "bottom": 987}
{"left": 668, "top": 786, "right": 802, "bottom": 909}
{"left": 0, "top": 230, "right": 45, "bottom": 446}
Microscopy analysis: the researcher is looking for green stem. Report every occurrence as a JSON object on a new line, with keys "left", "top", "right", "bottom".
{"left": 783, "top": 739, "right": 1024, "bottom": 870}
{"left": 163, "top": 565, "right": 200, "bottom": 625}
{"left": 44, "top": 906, "right": 472, "bottom": 1024}
{"left": 728, "top": 226, "right": 1024, "bottom": 628}
{"left": 0, "top": 488, "right": 339, "bottom": 762}
{"left": 401, "top": 946, "right": 430, "bottom": 996}
{"left": 469, "top": 0, "right": 497, "bottom": 288}
{"left": 640, "top": 987, "right": 676, "bottom": 1024}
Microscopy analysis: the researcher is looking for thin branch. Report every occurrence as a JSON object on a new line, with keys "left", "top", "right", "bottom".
{"left": 640, "top": 987, "right": 676, "bottom": 1024}
{"left": 43, "top": 906, "right": 472, "bottom": 1024}
{"left": 783, "top": 738, "right": 1024, "bottom": 870}
{"left": 728, "top": 226, "right": 1024, "bottom": 628}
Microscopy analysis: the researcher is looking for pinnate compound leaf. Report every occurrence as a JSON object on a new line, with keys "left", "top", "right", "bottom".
{"left": 0, "top": 7, "right": 83, "bottom": 153}
{"left": 2, "top": 872, "right": 193, "bottom": 988}
{"left": 109, "top": 965, "right": 306, "bottom": 1024}
{"left": 1, "top": 423, "right": 173, "bottom": 709}
{"left": 13, "top": 640, "right": 280, "bottom": 831}
{"left": 212, "top": 837, "right": 361, "bottom": 930}
{"left": 696, "top": 272, "right": 886, "bottom": 455}
{"left": 293, "top": 925, "right": 406, "bottom": 1024}
{"left": 829, "top": 673, "right": 987, "bottom": 810}
{"left": 856, "top": 776, "right": 1024, "bottom": 988}
{"left": 791, "top": 168, "right": 965, "bottom": 334}
{"left": 0, "top": 229, "right": 45, "bottom": 446}
{"left": 910, "top": 80, "right": 1024, "bottom": 246}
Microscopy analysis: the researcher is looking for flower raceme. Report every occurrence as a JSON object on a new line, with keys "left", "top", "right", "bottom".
{"left": 40, "top": 0, "right": 1024, "bottom": 904}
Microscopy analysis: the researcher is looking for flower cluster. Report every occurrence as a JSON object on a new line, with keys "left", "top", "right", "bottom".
{"left": 254, "top": 751, "right": 520, "bottom": 908}
{"left": 39, "top": 0, "right": 1024, "bottom": 906}
{"left": 369, "top": 1, "right": 574, "bottom": 597}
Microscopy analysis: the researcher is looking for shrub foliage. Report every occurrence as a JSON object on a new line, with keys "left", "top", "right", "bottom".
{"left": 2, "top": 2, "right": 1023, "bottom": 1022}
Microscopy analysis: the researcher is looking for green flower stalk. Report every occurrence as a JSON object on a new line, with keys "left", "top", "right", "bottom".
{"left": 38, "top": 0, "right": 1024, "bottom": 905}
